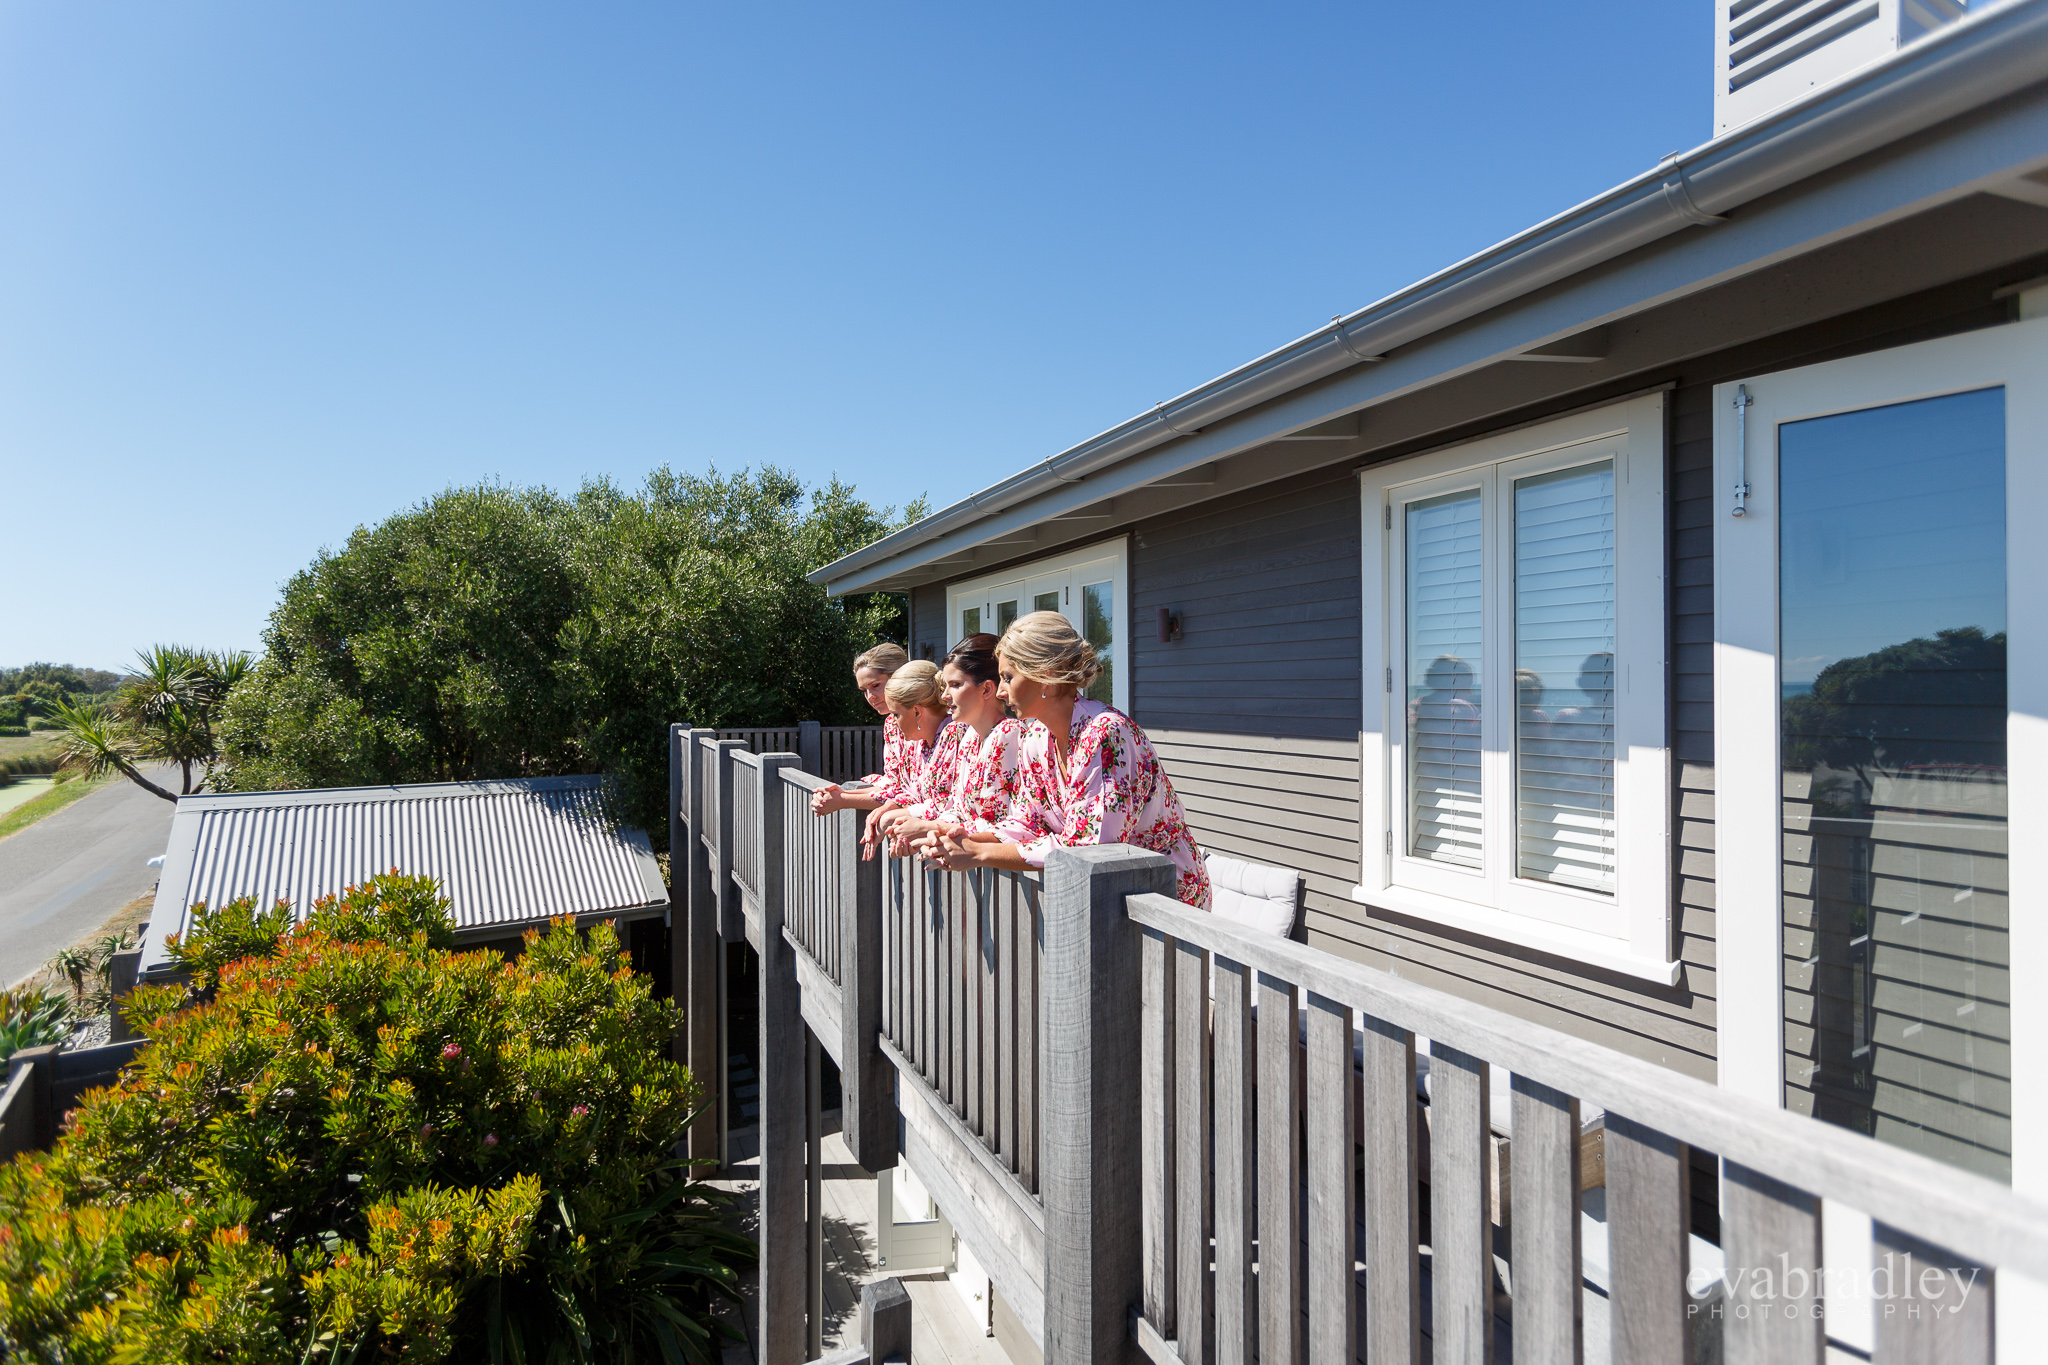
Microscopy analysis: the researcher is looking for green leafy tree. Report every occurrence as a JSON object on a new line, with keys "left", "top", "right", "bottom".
{"left": 47, "top": 647, "right": 251, "bottom": 800}
{"left": 215, "top": 468, "right": 918, "bottom": 844}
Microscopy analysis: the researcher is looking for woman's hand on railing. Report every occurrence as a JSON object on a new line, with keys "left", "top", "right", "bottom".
{"left": 919, "top": 825, "right": 1034, "bottom": 873}
{"left": 812, "top": 783, "right": 851, "bottom": 814}
{"left": 860, "top": 803, "right": 905, "bottom": 860}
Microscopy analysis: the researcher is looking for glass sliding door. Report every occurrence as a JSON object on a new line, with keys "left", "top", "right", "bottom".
{"left": 1777, "top": 388, "right": 2009, "bottom": 1179}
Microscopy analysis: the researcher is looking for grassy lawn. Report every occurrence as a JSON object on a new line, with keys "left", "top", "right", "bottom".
{"left": 0, "top": 771, "right": 117, "bottom": 843}
{"left": 0, "top": 732, "right": 62, "bottom": 762}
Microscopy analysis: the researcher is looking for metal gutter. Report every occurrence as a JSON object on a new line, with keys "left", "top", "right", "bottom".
{"left": 813, "top": 0, "right": 2048, "bottom": 591}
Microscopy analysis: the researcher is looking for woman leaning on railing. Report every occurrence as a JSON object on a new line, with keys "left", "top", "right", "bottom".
{"left": 918, "top": 611, "right": 1212, "bottom": 910}
{"left": 869, "top": 633, "right": 1020, "bottom": 857}
{"left": 809, "top": 642, "right": 908, "bottom": 816}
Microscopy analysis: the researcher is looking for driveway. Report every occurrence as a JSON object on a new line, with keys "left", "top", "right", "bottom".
{"left": 0, "top": 766, "right": 180, "bottom": 987}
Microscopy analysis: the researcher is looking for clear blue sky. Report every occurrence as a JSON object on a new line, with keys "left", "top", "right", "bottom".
{"left": 1, "top": 1, "right": 1707, "bottom": 673}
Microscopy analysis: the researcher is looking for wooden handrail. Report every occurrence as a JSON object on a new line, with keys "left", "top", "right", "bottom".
{"left": 1127, "top": 886, "right": 2048, "bottom": 1282}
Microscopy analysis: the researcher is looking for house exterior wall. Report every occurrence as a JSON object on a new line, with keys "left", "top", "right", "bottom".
{"left": 911, "top": 258, "right": 2036, "bottom": 1083}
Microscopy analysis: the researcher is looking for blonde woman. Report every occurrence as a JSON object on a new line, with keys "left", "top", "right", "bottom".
{"left": 855, "top": 660, "right": 956, "bottom": 856}
{"left": 923, "top": 612, "right": 1211, "bottom": 909}
{"left": 811, "top": 642, "right": 908, "bottom": 815}
{"left": 872, "top": 633, "right": 1021, "bottom": 856}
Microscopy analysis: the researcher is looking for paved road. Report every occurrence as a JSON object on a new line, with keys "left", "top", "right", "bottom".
{"left": 0, "top": 766, "right": 180, "bottom": 987}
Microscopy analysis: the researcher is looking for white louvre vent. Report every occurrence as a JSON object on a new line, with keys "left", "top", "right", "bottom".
{"left": 1715, "top": 0, "right": 1969, "bottom": 134}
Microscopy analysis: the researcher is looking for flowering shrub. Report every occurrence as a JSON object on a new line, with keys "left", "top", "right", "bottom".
{"left": 0, "top": 872, "right": 752, "bottom": 1364}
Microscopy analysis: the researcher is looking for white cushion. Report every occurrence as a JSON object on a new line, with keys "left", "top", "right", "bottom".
{"left": 1204, "top": 853, "right": 1301, "bottom": 939}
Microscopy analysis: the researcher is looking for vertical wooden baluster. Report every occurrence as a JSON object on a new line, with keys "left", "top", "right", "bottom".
{"left": 1214, "top": 955, "right": 1254, "bottom": 1365}
{"left": 1306, "top": 992, "right": 1357, "bottom": 1365}
{"left": 1871, "top": 1222, "right": 1992, "bottom": 1365}
{"left": 1606, "top": 1114, "right": 1690, "bottom": 1365}
{"left": 1511, "top": 1075, "right": 1583, "bottom": 1365}
{"left": 1362, "top": 1015, "right": 1419, "bottom": 1365}
{"left": 1176, "top": 939, "right": 1213, "bottom": 1365}
{"left": 1721, "top": 1161, "right": 1823, "bottom": 1365}
{"left": 963, "top": 872, "right": 982, "bottom": 1134}
{"left": 950, "top": 872, "right": 968, "bottom": 1117}
{"left": 1143, "top": 926, "right": 1179, "bottom": 1339}
{"left": 1018, "top": 873, "right": 1040, "bottom": 1196}
{"left": 981, "top": 871, "right": 999, "bottom": 1149}
{"left": 1429, "top": 1045, "right": 1492, "bottom": 1365}
{"left": 995, "top": 871, "right": 1016, "bottom": 1168}
{"left": 1258, "top": 973, "right": 1304, "bottom": 1365}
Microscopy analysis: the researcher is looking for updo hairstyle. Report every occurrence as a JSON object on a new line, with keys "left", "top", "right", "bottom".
{"left": 853, "top": 642, "right": 908, "bottom": 675}
{"left": 884, "top": 659, "right": 948, "bottom": 713}
{"left": 943, "top": 632, "right": 1001, "bottom": 686}
{"left": 996, "top": 611, "right": 1102, "bottom": 691}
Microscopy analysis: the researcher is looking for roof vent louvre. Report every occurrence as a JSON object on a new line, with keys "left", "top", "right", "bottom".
{"left": 1715, "top": 0, "right": 1970, "bottom": 134}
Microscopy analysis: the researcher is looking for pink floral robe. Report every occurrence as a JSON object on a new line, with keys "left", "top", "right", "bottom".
{"left": 995, "top": 700, "right": 1210, "bottom": 910}
{"left": 870, "top": 715, "right": 957, "bottom": 809}
{"left": 865, "top": 713, "right": 910, "bottom": 803}
{"left": 908, "top": 717, "right": 1025, "bottom": 825}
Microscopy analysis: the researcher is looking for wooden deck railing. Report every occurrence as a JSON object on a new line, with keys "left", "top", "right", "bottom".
{"left": 732, "top": 749, "right": 763, "bottom": 905}
{"left": 668, "top": 726, "right": 2048, "bottom": 1365}
{"left": 881, "top": 861, "right": 1042, "bottom": 1196}
{"left": 714, "top": 723, "right": 884, "bottom": 783}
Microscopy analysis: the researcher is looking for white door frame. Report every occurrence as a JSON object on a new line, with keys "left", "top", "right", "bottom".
{"left": 1712, "top": 317, "right": 2048, "bottom": 1197}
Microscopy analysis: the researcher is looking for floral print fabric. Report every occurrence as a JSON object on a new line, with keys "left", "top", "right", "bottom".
{"left": 867, "top": 713, "right": 910, "bottom": 803}
{"left": 908, "top": 717, "right": 1025, "bottom": 825}
{"left": 871, "top": 714, "right": 956, "bottom": 808}
{"left": 995, "top": 700, "right": 1210, "bottom": 910}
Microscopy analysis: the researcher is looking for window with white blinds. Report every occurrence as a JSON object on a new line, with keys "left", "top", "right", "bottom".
{"left": 1406, "top": 490, "right": 1484, "bottom": 868}
{"left": 1512, "top": 462, "right": 1616, "bottom": 894}
{"left": 1360, "top": 396, "right": 1669, "bottom": 972}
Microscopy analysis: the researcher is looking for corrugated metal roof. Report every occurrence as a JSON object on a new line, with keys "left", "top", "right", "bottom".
{"left": 140, "top": 776, "right": 666, "bottom": 973}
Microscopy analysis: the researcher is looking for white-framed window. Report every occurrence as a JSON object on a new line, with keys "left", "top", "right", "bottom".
{"left": 946, "top": 537, "right": 1128, "bottom": 713}
{"left": 1357, "top": 395, "right": 1672, "bottom": 981}
{"left": 1713, "top": 317, "right": 2048, "bottom": 1191}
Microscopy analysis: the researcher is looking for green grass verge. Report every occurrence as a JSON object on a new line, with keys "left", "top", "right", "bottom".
{"left": 0, "top": 772, "right": 119, "bottom": 842}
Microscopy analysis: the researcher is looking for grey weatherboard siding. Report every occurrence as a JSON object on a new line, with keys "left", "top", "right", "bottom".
{"left": 905, "top": 258, "right": 2044, "bottom": 1083}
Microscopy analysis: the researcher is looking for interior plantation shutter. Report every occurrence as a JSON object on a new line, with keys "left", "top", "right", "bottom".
{"left": 1405, "top": 490, "right": 1485, "bottom": 868}
{"left": 1511, "top": 461, "right": 1617, "bottom": 894}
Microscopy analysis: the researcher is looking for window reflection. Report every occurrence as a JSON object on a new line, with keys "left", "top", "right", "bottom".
{"left": 1778, "top": 386, "right": 2008, "bottom": 1181}
{"left": 1082, "top": 581, "right": 1114, "bottom": 705}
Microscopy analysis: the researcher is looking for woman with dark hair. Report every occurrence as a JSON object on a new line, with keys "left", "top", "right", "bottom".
{"left": 922, "top": 612, "right": 1210, "bottom": 910}
{"left": 872, "top": 633, "right": 1021, "bottom": 854}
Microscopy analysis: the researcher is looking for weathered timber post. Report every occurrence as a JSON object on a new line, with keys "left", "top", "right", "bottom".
{"left": 756, "top": 752, "right": 808, "bottom": 1365}
{"left": 839, "top": 793, "right": 896, "bottom": 1169}
{"left": 800, "top": 720, "right": 823, "bottom": 776}
{"left": 807, "top": 1030, "right": 826, "bottom": 1360}
{"left": 715, "top": 740, "right": 744, "bottom": 944}
{"left": 863, "top": 1277, "right": 913, "bottom": 1363}
{"left": 6, "top": 1044, "right": 60, "bottom": 1151}
{"left": 680, "top": 727, "right": 724, "bottom": 1165}
{"left": 1041, "top": 844, "right": 1176, "bottom": 1365}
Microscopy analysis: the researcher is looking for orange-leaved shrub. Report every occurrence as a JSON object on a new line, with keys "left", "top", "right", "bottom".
{"left": 0, "top": 872, "right": 752, "bottom": 1365}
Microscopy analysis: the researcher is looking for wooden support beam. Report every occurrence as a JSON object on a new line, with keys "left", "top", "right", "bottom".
{"left": 839, "top": 792, "right": 895, "bottom": 1169}
{"left": 807, "top": 1030, "right": 825, "bottom": 1361}
{"left": 682, "top": 728, "right": 724, "bottom": 1166}
{"left": 1042, "top": 845, "right": 1176, "bottom": 1365}
{"left": 756, "top": 752, "right": 807, "bottom": 1365}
